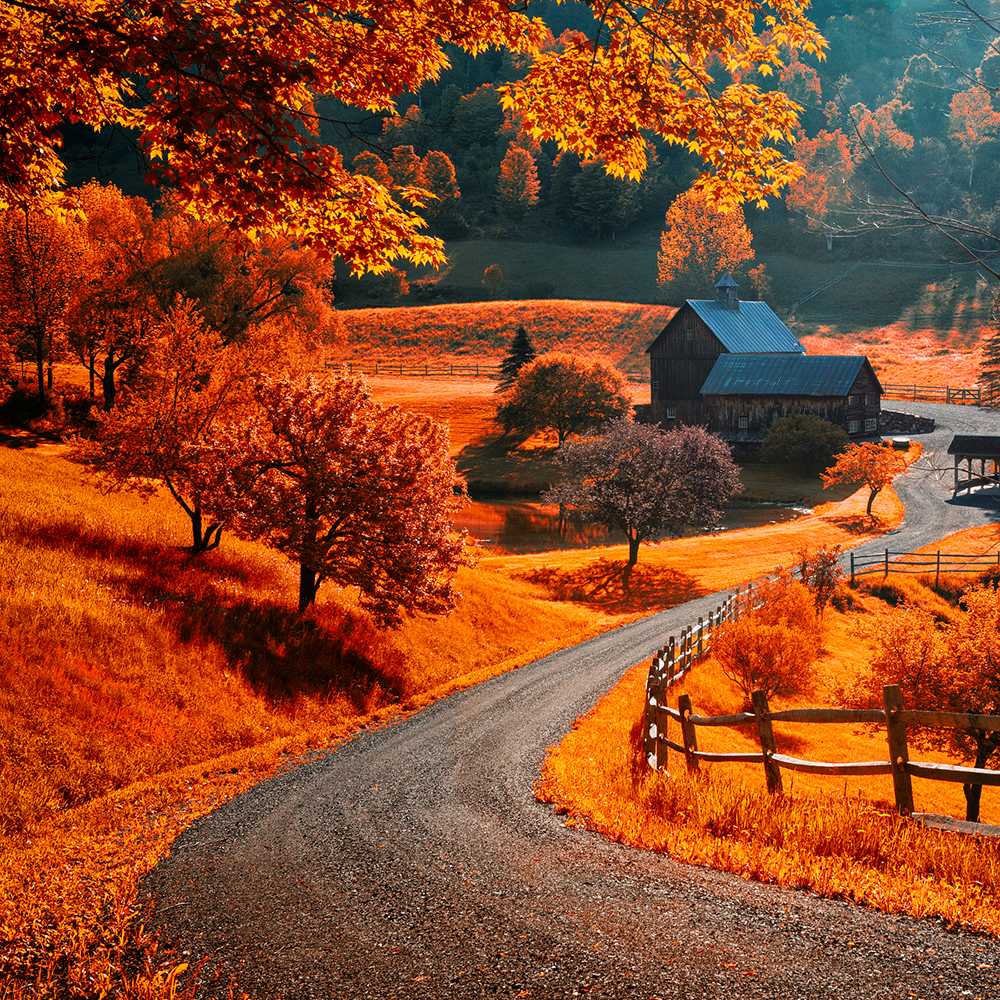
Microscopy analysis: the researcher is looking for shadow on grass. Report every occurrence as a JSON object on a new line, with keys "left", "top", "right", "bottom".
{"left": 8, "top": 514, "right": 400, "bottom": 710}
{"left": 520, "top": 556, "right": 703, "bottom": 612}
{"left": 819, "top": 512, "right": 882, "bottom": 535}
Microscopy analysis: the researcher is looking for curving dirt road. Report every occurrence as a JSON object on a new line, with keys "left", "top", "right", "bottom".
{"left": 145, "top": 402, "right": 1000, "bottom": 999}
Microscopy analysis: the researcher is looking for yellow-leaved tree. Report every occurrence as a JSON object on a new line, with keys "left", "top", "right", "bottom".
{"left": 2, "top": 0, "right": 825, "bottom": 271}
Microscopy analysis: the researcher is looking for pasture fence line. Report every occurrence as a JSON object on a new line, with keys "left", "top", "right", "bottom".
{"left": 322, "top": 359, "right": 650, "bottom": 383}
{"left": 849, "top": 548, "right": 1000, "bottom": 586}
{"left": 881, "top": 382, "right": 995, "bottom": 406}
{"left": 646, "top": 684, "right": 1000, "bottom": 818}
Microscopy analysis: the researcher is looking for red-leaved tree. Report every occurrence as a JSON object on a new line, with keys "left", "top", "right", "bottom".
{"left": 213, "top": 375, "right": 468, "bottom": 621}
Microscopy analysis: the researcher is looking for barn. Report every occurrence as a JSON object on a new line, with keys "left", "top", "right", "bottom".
{"left": 646, "top": 273, "right": 882, "bottom": 439}
{"left": 700, "top": 353, "right": 883, "bottom": 441}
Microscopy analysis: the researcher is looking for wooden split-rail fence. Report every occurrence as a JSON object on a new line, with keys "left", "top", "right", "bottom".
{"left": 646, "top": 684, "right": 1000, "bottom": 817}
{"left": 643, "top": 592, "right": 1000, "bottom": 816}
{"left": 849, "top": 548, "right": 1000, "bottom": 585}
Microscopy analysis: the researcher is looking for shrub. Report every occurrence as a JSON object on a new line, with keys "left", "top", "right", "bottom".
{"left": 759, "top": 413, "right": 847, "bottom": 475}
{"left": 712, "top": 574, "right": 821, "bottom": 706}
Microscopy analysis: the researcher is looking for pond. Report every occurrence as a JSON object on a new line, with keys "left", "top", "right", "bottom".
{"left": 453, "top": 498, "right": 811, "bottom": 554}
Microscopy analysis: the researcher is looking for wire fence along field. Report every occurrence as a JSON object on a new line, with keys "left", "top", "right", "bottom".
{"left": 643, "top": 569, "right": 1000, "bottom": 825}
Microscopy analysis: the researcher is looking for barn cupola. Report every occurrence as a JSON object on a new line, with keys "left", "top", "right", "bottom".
{"left": 715, "top": 271, "right": 739, "bottom": 310}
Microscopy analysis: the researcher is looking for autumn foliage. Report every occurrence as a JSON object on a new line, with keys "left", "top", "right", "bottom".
{"left": 3, "top": 0, "right": 824, "bottom": 271}
{"left": 821, "top": 442, "right": 909, "bottom": 518}
{"left": 657, "top": 190, "right": 756, "bottom": 294}
{"left": 712, "top": 574, "right": 821, "bottom": 705}
{"left": 495, "top": 352, "right": 630, "bottom": 445}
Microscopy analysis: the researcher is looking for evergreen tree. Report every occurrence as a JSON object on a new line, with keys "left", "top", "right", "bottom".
{"left": 496, "top": 325, "right": 537, "bottom": 392}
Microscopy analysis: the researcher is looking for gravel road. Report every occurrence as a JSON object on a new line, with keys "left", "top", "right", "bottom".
{"left": 144, "top": 402, "right": 1000, "bottom": 1000}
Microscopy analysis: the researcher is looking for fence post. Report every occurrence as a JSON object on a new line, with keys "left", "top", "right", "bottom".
{"left": 935, "top": 550, "right": 941, "bottom": 589}
{"left": 697, "top": 616, "right": 704, "bottom": 657}
{"left": 678, "top": 694, "right": 698, "bottom": 772}
{"left": 751, "top": 689, "right": 783, "bottom": 793}
{"left": 850, "top": 551, "right": 855, "bottom": 586}
{"left": 883, "top": 684, "right": 914, "bottom": 816}
{"left": 884, "top": 548, "right": 889, "bottom": 578}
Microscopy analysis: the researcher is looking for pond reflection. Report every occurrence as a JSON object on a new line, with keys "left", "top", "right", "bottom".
{"left": 454, "top": 499, "right": 810, "bottom": 554}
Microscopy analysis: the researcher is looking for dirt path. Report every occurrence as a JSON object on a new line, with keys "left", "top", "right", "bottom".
{"left": 143, "top": 403, "right": 1000, "bottom": 1000}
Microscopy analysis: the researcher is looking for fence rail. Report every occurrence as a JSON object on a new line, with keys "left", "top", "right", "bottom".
{"left": 647, "top": 684, "right": 1000, "bottom": 816}
{"left": 323, "top": 360, "right": 650, "bottom": 382}
{"left": 849, "top": 548, "right": 1000, "bottom": 584}
{"left": 881, "top": 382, "right": 993, "bottom": 405}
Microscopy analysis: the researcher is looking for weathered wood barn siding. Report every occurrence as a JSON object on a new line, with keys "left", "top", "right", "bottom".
{"left": 647, "top": 307, "right": 727, "bottom": 425}
{"left": 645, "top": 276, "right": 806, "bottom": 426}
{"left": 700, "top": 355, "right": 882, "bottom": 440}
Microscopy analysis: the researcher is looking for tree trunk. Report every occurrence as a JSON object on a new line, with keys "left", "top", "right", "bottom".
{"left": 298, "top": 562, "right": 320, "bottom": 611}
{"left": 102, "top": 351, "right": 116, "bottom": 411}
{"left": 867, "top": 486, "right": 881, "bottom": 518}
{"left": 34, "top": 331, "right": 44, "bottom": 398}
{"left": 88, "top": 350, "right": 95, "bottom": 397}
{"left": 964, "top": 739, "right": 997, "bottom": 823}
{"left": 46, "top": 327, "right": 53, "bottom": 391}
{"left": 184, "top": 498, "right": 224, "bottom": 554}
{"left": 622, "top": 532, "right": 640, "bottom": 593}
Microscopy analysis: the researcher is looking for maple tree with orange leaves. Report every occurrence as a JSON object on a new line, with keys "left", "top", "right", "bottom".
{"left": 950, "top": 86, "right": 1000, "bottom": 190}
{"left": 657, "top": 189, "right": 755, "bottom": 294}
{"left": 820, "top": 441, "right": 908, "bottom": 519}
{"left": 1, "top": 0, "right": 825, "bottom": 271}
{"left": 496, "top": 145, "right": 540, "bottom": 226}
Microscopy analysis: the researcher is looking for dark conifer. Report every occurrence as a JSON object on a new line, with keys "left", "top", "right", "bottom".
{"left": 496, "top": 326, "right": 536, "bottom": 392}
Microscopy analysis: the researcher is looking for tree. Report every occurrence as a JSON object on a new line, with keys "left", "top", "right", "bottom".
{"left": 543, "top": 419, "right": 742, "bottom": 587}
{"left": 657, "top": 190, "right": 756, "bottom": 295}
{"left": 786, "top": 129, "right": 855, "bottom": 238}
{"left": 0, "top": 201, "right": 84, "bottom": 397}
{"left": 713, "top": 573, "right": 821, "bottom": 706}
{"left": 212, "top": 375, "right": 467, "bottom": 620}
{"left": 949, "top": 86, "right": 1000, "bottom": 190}
{"left": 421, "top": 151, "right": 461, "bottom": 226}
{"left": 759, "top": 414, "right": 847, "bottom": 475}
{"left": 495, "top": 145, "right": 540, "bottom": 228}
{"left": 89, "top": 297, "right": 268, "bottom": 553}
{"left": 65, "top": 182, "right": 155, "bottom": 409}
{"left": 797, "top": 545, "right": 843, "bottom": 617}
{"left": 482, "top": 264, "right": 506, "bottom": 300}
{"left": 3, "top": 1, "right": 825, "bottom": 268}
{"left": 821, "top": 442, "right": 909, "bottom": 518}
{"left": 850, "top": 586, "right": 1000, "bottom": 823}
{"left": 496, "top": 326, "right": 537, "bottom": 393}
{"left": 496, "top": 353, "right": 630, "bottom": 446}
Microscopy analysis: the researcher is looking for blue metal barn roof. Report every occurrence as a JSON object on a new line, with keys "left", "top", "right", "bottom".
{"left": 686, "top": 299, "right": 806, "bottom": 354}
{"left": 700, "top": 354, "right": 878, "bottom": 396}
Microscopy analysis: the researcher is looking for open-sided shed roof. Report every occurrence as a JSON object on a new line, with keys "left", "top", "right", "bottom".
{"left": 700, "top": 354, "right": 881, "bottom": 397}
{"left": 947, "top": 435, "right": 1000, "bottom": 457}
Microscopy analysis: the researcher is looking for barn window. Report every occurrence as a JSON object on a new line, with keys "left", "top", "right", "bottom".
{"left": 666, "top": 407, "right": 676, "bottom": 418}
{"left": 738, "top": 417, "right": 749, "bottom": 429}
{"left": 848, "top": 420, "right": 860, "bottom": 434}
{"left": 684, "top": 327, "right": 694, "bottom": 341}
{"left": 652, "top": 380, "right": 659, "bottom": 390}
{"left": 848, "top": 394, "right": 860, "bottom": 407}
{"left": 865, "top": 417, "right": 877, "bottom": 432}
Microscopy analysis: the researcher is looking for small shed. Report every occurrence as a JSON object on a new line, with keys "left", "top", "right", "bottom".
{"left": 947, "top": 435, "right": 1000, "bottom": 494}
{"left": 700, "top": 354, "right": 883, "bottom": 440}
{"left": 645, "top": 272, "right": 804, "bottom": 425}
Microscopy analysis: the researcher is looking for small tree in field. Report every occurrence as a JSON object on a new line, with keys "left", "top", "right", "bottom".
{"left": 213, "top": 375, "right": 468, "bottom": 621}
{"left": 759, "top": 413, "right": 847, "bottom": 475}
{"left": 496, "top": 145, "right": 540, "bottom": 229}
{"left": 543, "top": 419, "right": 742, "bottom": 588}
{"left": 798, "top": 544, "right": 843, "bottom": 617}
{"left": 496, "top": 325, "right": 537, "bottom": 393}
{"left": 496, "top": 353, "right": 630, "bottom": 446}
{"left": 821, "top": 441, "right": 908, "bottom": 519}
{"left": 713, "top": 574, "right": 821, "bottom": 706}
{"left": 482, "top": 264, "right": 506, "bottom": 299}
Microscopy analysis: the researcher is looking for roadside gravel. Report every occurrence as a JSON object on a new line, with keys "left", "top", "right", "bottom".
{"left": 144, "top": 402, "right": 1000, "bottom": 1000}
